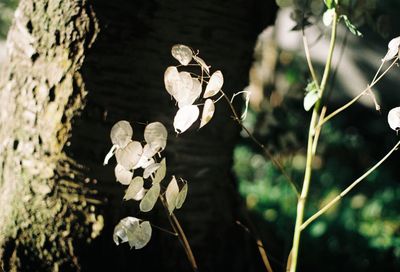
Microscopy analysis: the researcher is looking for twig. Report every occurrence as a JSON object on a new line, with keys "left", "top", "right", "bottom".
{"left": 160, "top": 195, "right": 198, "bottom": 271}
{"left": 230, "top": 90, "right": 251, "bottom": 103}
{"left": 301, "top": 139, "right": 400, "bottom": 230}
{"left": 326, "top": 30, "right": 348, "bottom": 101}
{"left": 220, "top": 90, "right": 300, "bottom": 196}
{"left": 371, "top": 60, "right": 384, "bottom": 85}
{"left": 236, "top": 221, "right": 274, "bottom": 272}
{"left": 149, "top": 222, "right": 178, "bottom": 237}
{"left": 302, "top": 30, "right": 320, "bottom": 89}
{"left": 170, "top": 212, "right": 198, "bottom": 271}
{"left": 319, "top": 57, "right": 399, "bottom": 127}
{"left": 312, "top": 106, "right": 326, "bottom": 155}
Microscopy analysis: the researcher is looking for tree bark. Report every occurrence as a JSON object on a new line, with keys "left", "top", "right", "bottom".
{"left": 0, "top": 0, "right": 99, "bottom": 271}
{"left": 0, "top": 0, "right": 276, "bottom": 271}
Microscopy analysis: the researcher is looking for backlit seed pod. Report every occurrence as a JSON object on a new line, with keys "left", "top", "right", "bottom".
{"left": 388, "top": 107, "right": 400, "bottom": 132}
{"left": 110, "top": 120, "right": 133, "bottom": 148}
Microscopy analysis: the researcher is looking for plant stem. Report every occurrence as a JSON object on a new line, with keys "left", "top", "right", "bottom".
{"left": 288, "top": 109, "right": 318, "bottom": 272}
{"left": 371, "top": 60, "right": 384, "bottom": 85}
{"left": 319, "top": 57, "right": 399, "bottom": 127}
{"left": 220, "top": 90, "right": 300, "bottom": 196}
{"left": 236, "top": 221, "right": 274, "bottom": 272}
{"left": 256, "top": 239, "right": 274, "bottom": 272}
{"left": 221, "top": 88, "right": 297, "bottom": 269}
{"left": 160, "top": 195, "right": 198, "bottom": 271}
{"left": 170, "top": 213, "right": 198, "bottom": 271}
{"left": 302, "top": 30, "right": 320, "bottom": 89}
{"left": 149, "top": 222, "right": 179, "bottom": 236}
{"left": 313, "top": 32, "right": 348, "bottom": 146}
{"left": 312, "top": 106, "right": 326, "bottom": 155}
{"left": 301, "top": 139, "right": 400, "bottom": 230}
{"left": 289, "top": 9, "right": 338, "bottom": 272}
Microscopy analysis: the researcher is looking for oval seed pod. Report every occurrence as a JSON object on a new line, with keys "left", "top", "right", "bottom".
{"left": 388, "top": 107, "right": 400, "bottom": 132}
{"left": 143, "top": 162, "right": 161, "bottom": 179}
{"left": 383, "top": 36, "right": 400, "bottom": 61}
{"left": 115, "top": 164, "right": 133, "bottom": 185}
{"left": 171, "top": 44, "right": 193, "bottom": 66}
{"left": 124, "top": 177, "right": 144, "bottom": 201}
{"left": 173, "top": 105, "right": 199, "bottom": 134}
{"left": 204, "top": 70, "right": 223, "bottom": 98}
{"left": 133, "top": 221, "right": 152, "bottom": 249}
{"left": 144, "top": 122, "right": 168, "bottom": 153}
{"left": 177, "top": 78, "right": 202, "bottom": 108}
{"left": 153, "top": 158, "right": 166, "bottom": 184}
{"left": 113, "top": 217, "right": 139, "bottom": 246}
{"left": 164, "top": 66, "right": 180, "bottom": 98}
{"left": 199, "top": 99, "right": 215, "bottom": 128}
{"left": 165, "top": 176, "right": 179, "bottom": 214}
{"left": 113, "top": 217, "right": 152, "bottom": 250}
{"left": 110, "top": 120, "right": 133, "bottom": 148}
{"left": 175, "top": 182, "right": 188, "bottom": 209}
{"left": 115, "top": 141, "right": 143, "bottom": 170}
{"left": 173, "top": 71, "right": 194, "bottom": 104}
{"left": 139, "top": 183, "right": 160, "bottom": 212}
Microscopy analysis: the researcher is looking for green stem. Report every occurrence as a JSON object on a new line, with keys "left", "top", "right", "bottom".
{"left": 289, "top": 9, "right": 338, "bottom": 272}
{"left": 302, "top": 31, "right": 320, "bottom": 88}
{"left": 289, "top": 111, "right": 318, "bottom": 272}
{"left": 301, "top": 140, "right": 400, "bottom": 230}
{"left": 319, "top": 56, "right": 399, "bottom": 127}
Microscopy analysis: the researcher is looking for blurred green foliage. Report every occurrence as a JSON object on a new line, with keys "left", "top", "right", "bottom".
{"left": 235, "top": 123, "right": 400, "bottom": 270}
{"left": 234, "top": 1, "right": 400, "bottom": 270}
{"left": 0, "top": 0, "right": 18, "bottom": 38}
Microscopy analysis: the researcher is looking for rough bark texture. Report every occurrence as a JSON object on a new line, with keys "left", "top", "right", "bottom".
{"left": 0, "top": 0, "right": 276, "bottom": 271}
{"left": 0, "top": 1, "right": 100, "bottom": 271}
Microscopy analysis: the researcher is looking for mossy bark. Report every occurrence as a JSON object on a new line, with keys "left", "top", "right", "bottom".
{"left": 0, "top": 0, "right": 276, "bottom": 271}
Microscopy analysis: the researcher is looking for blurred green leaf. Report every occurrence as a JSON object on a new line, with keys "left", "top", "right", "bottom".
{"left": 324, "top": 0, "right": 334, "bottom": 9}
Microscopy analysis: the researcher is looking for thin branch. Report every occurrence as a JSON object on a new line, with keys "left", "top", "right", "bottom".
{"left": 220, "top": 90, "right": 300, "bottom": 196}
{"left": 319, "top": 57, "right": 399, "bottom": 127}
{"left": 230, "top": 90, "right": 251, "bottom": 103}
{"left": 236, "top": 221, "right": 274, "bottom": 272}
{"left": 149, "top": 222, "right": 178, "bottom": 237}
{"left": 160, "top": 195, "right": 198, "bottom": 271}
{"left": 302, "top": 30, "right": 320, "bottom": 88}
{"left": 319, "top": 22, "right": 337, "bottom": 98}
{"left": 214, "top": 93, "right": 225, "bottom": 103}
{"left": 256, "top": 239, "right": 274, "bottom": 272}
{"left": 325, "top": 31, "right": 348, "bottom": 101}
{"left": 170, "top": 213, "right": 198, "bottom": 271}
{"left": 301, "top": 139, "right": 400, "bottom": 230}
{"left": 371, "top": 60, "right": 385, "bottom": 84}
{"left": 312, "top": 106, "right": 326, "bottom": 155}
{"left": 311, "top": 23, "right": 348, "bottom": 154}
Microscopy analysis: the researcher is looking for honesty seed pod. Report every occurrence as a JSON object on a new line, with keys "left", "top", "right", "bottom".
{"left": 388, "top": 107, "right": 400, "bottom": 133}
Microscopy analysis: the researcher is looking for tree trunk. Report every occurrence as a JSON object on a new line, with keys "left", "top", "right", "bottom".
{"left": 0, "top": 0, "right": 276, "bottom": 271}
{"left": 0, "top": 0, "right": 99, "bottom": 271}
